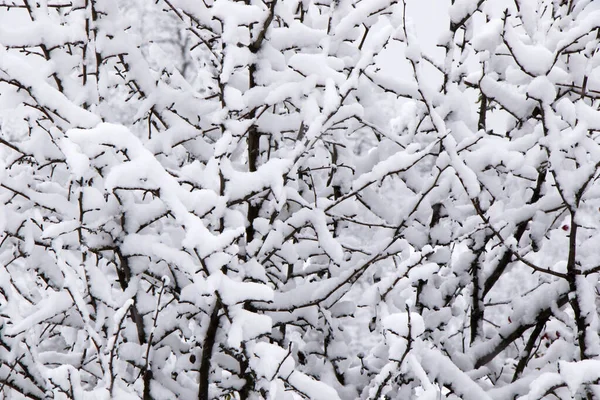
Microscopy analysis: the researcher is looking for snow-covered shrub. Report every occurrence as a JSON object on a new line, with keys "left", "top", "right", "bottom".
{"left": 1, "top": 0, "right": 600, "bottom": 399}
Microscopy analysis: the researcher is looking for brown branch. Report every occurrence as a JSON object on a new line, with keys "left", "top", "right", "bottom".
{"left": 474, "top": 293, "right": 569, "bottom": 369}
{"left": 198, "top": 297, "right": 221, "bottom": 400}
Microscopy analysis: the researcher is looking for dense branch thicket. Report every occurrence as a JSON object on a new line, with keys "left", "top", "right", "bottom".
{"left": 0, "top": 0, "right": 600, "bottom": 399}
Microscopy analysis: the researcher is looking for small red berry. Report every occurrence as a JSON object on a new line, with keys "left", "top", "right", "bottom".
{"left": 561, "top": 225, "right": 569, "bottom": 231}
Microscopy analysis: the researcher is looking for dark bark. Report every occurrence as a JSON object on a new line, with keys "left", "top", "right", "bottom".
{"left": 470, "top": 242, "right": 488, "bottom": 344}
{"left": 566, "top": 220, "right": 590, "bottom": 362}
{"left": 512, "top": 318, "right": 546, "bottom": 381}
{"left": 482, "top": 168, "right": 546, "bottom": 297}
{"left": 198, "top": 299, "right": 221, "bottom": 400}
{"left": 115, "top": 249, "right": 146, "bottom": 346}
{"left": 475, "top": 293, "right": 569, "bottom": 369}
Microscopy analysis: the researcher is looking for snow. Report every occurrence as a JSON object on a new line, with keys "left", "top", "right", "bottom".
{"left": 251, "top": 342, "right": 295, "bottom": 380}
{"left": 223, "top": 86, "right": 246, "bottom": 111}
{"left": 559, "top": 360, "right": 600, "bottom": 396}
{"left": 88, "top": 264, "right": 118, "bottom": 308}
{"left": 421, "top": 348, "right": 493, "bottom": 400}
{"left": 40, "top": 219, "right": 80, "bottom": 240}
{"left": 555, "top": 98, "right": 577, "bottom": 126}
{"left": 449, "top": 0, "right": 483, "bottom": 27}
{"left": 576, "top": 100, "right": 600, "bottom": 130}
{"left": 67, "top": 123, "right": 245, "bottom": 259}
{"left": 353, "top": 140, "right": 437, "bottom": 190}
{"left": 443, "top": 135, "right": 481, "bottom": 198}
{"left": 472, "top": 19, "right": 503, "bottom": 52}
{"left": 479, "top": 76, "right": 536, "bottom": 119}
{"left": 227, "top": 308, "right": 272, "bottom": 348}
{"left": 0, "top": 19, "right": 84, "bottom": 50}
{"left": 118, "top": 342, "right": 144, "bottom": 363}
{"left": 59, "top": 137, "right": 91, "bottom": 178}
{"left": 224, "top": 158, "right": 292, "bottom": 207}
{"left": 208, "top": 270, "right": 274, "bottom": 305}
{"left": 1, "top": 0, "right": 600, "bottom": 399}
{"left": 289, "top": 372, "right": 340, "bottom": 400}
{"left": 382, "top": 312, "right": 425, "bottom": 338}
{"left": 288, "top": 54, "right": 347, "bottom": 86}
{"left": 5, "top": 291, "right": 72, "bottom": 336}
{"left": 526, "top": 372, "right": 564, "bottom": 399}
{"left": 526, "top": 76, "right": 556, "bottom": 104}
{"left": 0, "top": 45, "right": 100, "bottom": 129}
{"left": 504, "top": 30, "right": 555, "bottom": 76}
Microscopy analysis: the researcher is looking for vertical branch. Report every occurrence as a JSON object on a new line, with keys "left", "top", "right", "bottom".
{"left": 566, "top": 220, "right": 587, "bottom": 359}
{"left": 82, "top": 0, "right": 101, "bottom": 109}
{"left": 198, "top": 297, "right": 221, "bottom": 400}
{"left": 482, "top": 167, "right": 547, "bottom": 297}
{"left": 477, "top": 91, "right": 487, "bottom": 131}
{"left": 470, "top": 244, "right": 486, "bottom": 344}
{"left": 512, "top": 318, "right": 546, "bottom": 381}
{"left": 115, "top": 245, "right": 150, "bottom": 398}
{"left": 565, "top": 218, "right": 594, "bottom": 400}
{"left": 245, "top": 0, "right": 277, "bottom": 247}
{"left": 468, "top": 228, "right": 493, "bottom": 345}
{"left": 141, "top": 282, "right": 166, "bottom": 400}
{"left": 108, "top": 301, "right": 132, "bottom": 393}
{"left": 21, "top": 0, "right": 65, "bottom": 93}
{"left": 115, "top": 249, "right": 146, "bottom": 346}
{"left": 76, "top": 179, "right": 97, "bottom": 315}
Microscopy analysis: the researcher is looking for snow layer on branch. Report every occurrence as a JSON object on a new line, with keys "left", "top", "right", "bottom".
{"left": 270, "top": 22, "right": 326, "bottom": 50}
{"left": 367, "top": 70, "right": 420, "bottom": 99}
{"left": 487, "top": 374, "right": 539, "bottom": 400}
{"left": 480, "top": 76, "right": 536, "bottom": 119}
{"left": 267, "top": 275, "right": 340, "bottom": 311}
{"left": 67, "top": 123, "right": 243, "bottom": 258}
{"left": 442, "top": 135, "right": 481, "bottom": 198}
{"left": 121, "top": 234, "right": 198, "bottom": 276}
{"left": 504, "top": 29, "right": 554, "bottom": 76}
{"left": 420, "top": 347, "right": 492, "bottom": 400}
{"left": 287, "top": 371, "right": 341, "bottom": 400}
{"left": 352, "top": 141, "right": 436, "bottom": 190}
{"left": 288, "top": 54, "right": 346, "bottom": 85}
{"left": 211, "top": 0, "right": 265, "bottom": 28}
{"left": 334, "top": 0, "right": 395, "bottom": 39}
{"left": 382, "top": 312, "right": 425, "bottom": 338}
{"left": 576, "top": 100, "right": 600, "bottom": 130}
{"left": 40, "top": 219, "right": 80, "bottom": 240}
{"left": 227, "top": 308, "right": 272, "bottom": 348}
{"left": 0, "top": 19, "right": 84, "bottom": 48}
{"left": 470, "top": 280, "right": 569, "bottom": 361}
{"left": 208, "top": 270, "right": 274, "bottom": 305}
{"left": 261, "top": 75, "right": 319, "bottom": 106}
{"left": 224, "top": 158, "right": 292, "bottom": 207}
{"left": 5, "top": 291, "right": 72, "bottom": 336}
{"left": 527, "top": 372, "right": 564, "bottom": 399}
{"left": 551, "top": 10, "right": 600, "bottom": 52}
{"left": 449, "top": 0, "right": 482, "bottom": 27}
{"left": 59, "top": 138, "right": 91, "bottom": 178}
{"left": 472, "top": 19, "right": 503, "bottom": 51}
{"left": 287, "top": 208, "right": 344, "bottom": 265}
{"left": 3, "top": 174, "right": 76, "bottom": 214}
{"left": 0, "top": 45, "right": 100, "bottom": 128}
{"left": 250, "top": 341, "right": 340, "bottom": 399}
{"left": 526, "top": 76, "right": 556, "bottom": 104}
{"left": 251, "top": 342, "right": 293, "bottom": 380}
{"left": 559, "top": 360, "right": 600, "bottom": 396}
